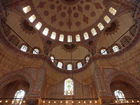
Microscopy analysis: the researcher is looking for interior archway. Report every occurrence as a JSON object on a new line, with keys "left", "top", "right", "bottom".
{"left": 0, "top": 79, "right": 29, "bottom": 98}
{"left": 110, "top": 80, "right": 137, "bottom": 98}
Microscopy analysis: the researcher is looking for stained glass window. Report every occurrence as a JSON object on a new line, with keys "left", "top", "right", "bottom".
{"left": 12, "top": 90, "right": 25, "bottom": 105}
{"left": 64, "top": 78, "right": 74, "bottom": 95}
{"left": 114, "top": 90, "right": 125, "bottom": 100}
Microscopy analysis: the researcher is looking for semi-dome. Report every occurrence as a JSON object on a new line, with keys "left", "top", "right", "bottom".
{"left": 0, "top": 0, "right": 140, "bottom": 105}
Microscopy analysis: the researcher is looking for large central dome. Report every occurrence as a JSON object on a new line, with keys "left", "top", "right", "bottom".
{"left": 21, "top": 0, "right": 118, "bottom": 42}
{"left": 32, "top": 0, "right": 105, "bottom": 32}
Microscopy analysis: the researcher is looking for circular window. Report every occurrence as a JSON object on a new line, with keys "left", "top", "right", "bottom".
{"left": 33, "top": 48, "right": 40, "bottom": 54}
{"left": 100, "top": 49, "right": 108, "bottom": 55}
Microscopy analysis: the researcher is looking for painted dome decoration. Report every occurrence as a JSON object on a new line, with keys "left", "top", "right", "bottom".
{"left": 21, "top": 0, "right": 118, "bottom": 42}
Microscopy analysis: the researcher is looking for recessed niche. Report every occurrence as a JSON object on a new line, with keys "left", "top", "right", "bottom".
{"left": 105, "top": 21, "right": 119, "bottom": 35}
{"left": 21, "top": 20, "right": 35, "bottom": 33}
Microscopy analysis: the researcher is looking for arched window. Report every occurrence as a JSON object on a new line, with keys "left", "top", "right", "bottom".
{"left": 109, "top": 7, "right": 117, "bottom": 15}
{"left": 59, "top": 34, "right": 64, "bottom": 42}
{"left": 57, "top": 62, "right": 63, "bottom": 69}
{"left": 77, "top": 62, "right": 83, "bottom": 69}
{"left": 64, "top": 78, "right": 74, "bottom": 95}
{"left": 50, "top": 32, "right": 56, "bottom": 40}
{"left": 67, "top": 64, "right": 73, "bottom": 70}
{"left": 83, "top": 32, "right": 89, "bottom": 40}
{"left": 114, "top": 90, "right": 125, "bottom": 100}
{"left": 35, "top": 22, "right": 42, "bottom": 30}
{"left": 12, "top": 90, "right": 25, "bottom": 105}
{"left": 42, "top": 27, "right": 49, "bottom": 36}
{"left": 112, "top": 45, "right": 120, "bottom": 53}
{"left": 22, "top": 6, "right": 31, "bottom": 14}
{"left": 97, "top": 23, "right": 104, "bottom": 31}
{"left": 67, "top": 35, "right": 72, "bottom": 42}
{"left": 104, "top": 15, "right": 111, "bottom": 23}
{"left": 20, "top": 45, "right": 28, "bottom": 52}
{"left": 91, "top": 28, "right": 97, "bottom": 36}
{"left": 28, "top": 14, "right": 36, "bottom": 23}
{"left": 76, "top": 34, "right": 81, "bottom": 42}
